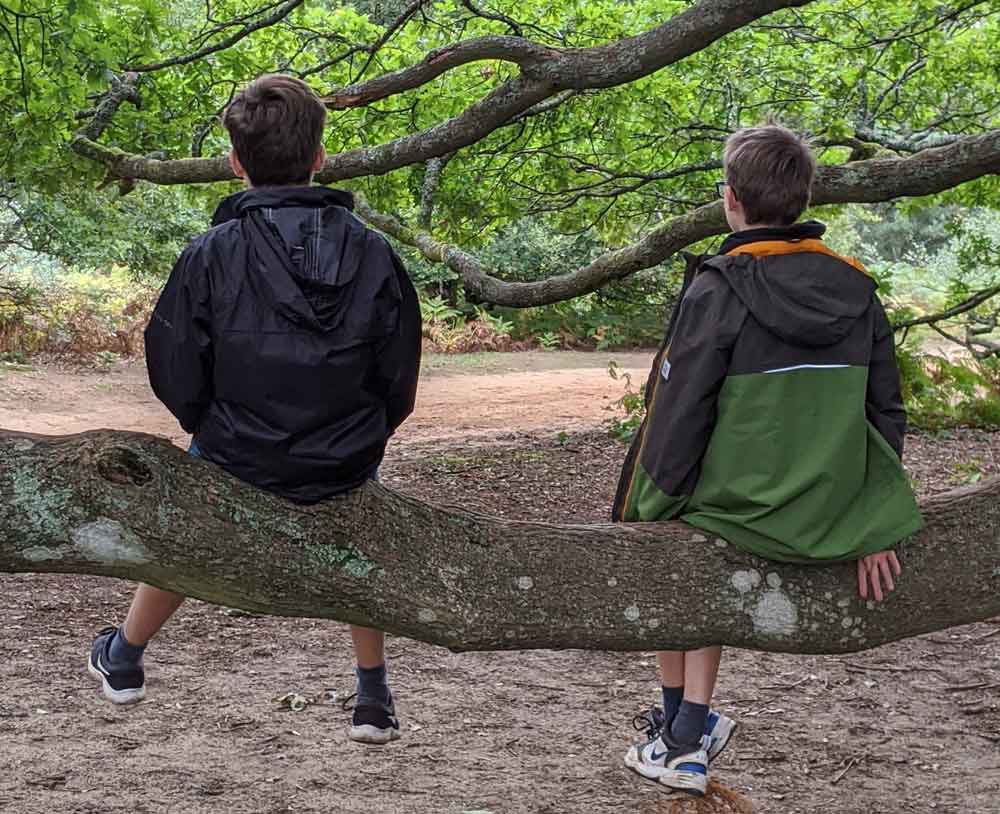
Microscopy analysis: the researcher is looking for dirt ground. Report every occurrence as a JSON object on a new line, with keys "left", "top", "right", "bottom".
{"left": 1, "top": 352, "right": 998, "bottom": 814}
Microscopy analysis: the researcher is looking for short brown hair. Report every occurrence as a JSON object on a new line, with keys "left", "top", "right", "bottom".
{"left": 723, "top": 124, "right": 816, "bottom": 226}
{"left": 223, "top": 74, "right": 326, "bottom": 186}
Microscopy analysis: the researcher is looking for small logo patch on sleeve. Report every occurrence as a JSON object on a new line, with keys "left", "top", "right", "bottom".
{"left": 660, "top": 358, "right": 672, "bottom": 382}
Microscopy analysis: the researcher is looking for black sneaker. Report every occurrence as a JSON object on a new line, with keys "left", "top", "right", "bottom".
{"left": 87, "top": 626, "right": 146, "bottom": 705}
{"left": 346, "top": 694, "right": 401, "bottom": 745}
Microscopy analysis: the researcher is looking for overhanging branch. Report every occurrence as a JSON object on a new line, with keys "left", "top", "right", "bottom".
{"left": 2, "top": 430, "right": 998, "bottom": 654}
{"left": 76, "top": 0, "right": 814, "bottom": 184}
{"left": 354, "top": 131, "right": 1000, "bottom": 307}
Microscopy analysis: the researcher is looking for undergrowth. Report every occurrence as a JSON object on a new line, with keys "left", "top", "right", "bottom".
{"left": 0, "top": 269, "right": 153, "bottom": 361}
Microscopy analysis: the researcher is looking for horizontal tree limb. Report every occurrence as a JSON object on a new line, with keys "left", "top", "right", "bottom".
{"left": 322, "top": 36, "right": 558, "bottom": 109}
{"left": 2, "top": 430, "right": 998, "bottom": 654}
{"left": 75, "top": 0, "right": 812, "bottom": 185}
{"left": 356, "top": 130, "right": 1000, "bottom": 306}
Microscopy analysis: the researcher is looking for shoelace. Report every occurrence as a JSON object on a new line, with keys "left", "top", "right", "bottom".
{"left": 631, "top": 706, "right": 666, "bottom": 741}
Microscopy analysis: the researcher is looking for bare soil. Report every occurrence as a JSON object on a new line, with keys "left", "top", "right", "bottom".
{"left": 1, "top": 353, "right": 998, "bottom": 814}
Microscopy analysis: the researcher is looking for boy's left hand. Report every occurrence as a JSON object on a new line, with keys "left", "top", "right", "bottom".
{"left": 857, "top": 551, "right": 902, "bottom": 602}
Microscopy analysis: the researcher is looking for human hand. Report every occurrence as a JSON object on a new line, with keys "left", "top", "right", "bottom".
{"left": 857, "top": 551, "right": 902, "bottom": 602}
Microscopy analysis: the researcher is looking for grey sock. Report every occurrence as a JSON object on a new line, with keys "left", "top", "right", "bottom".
{"left": 671, "top": 700, "right": 709, "bottom": 746}
{"left": 109, "top": 628, "right": 146, "bottom": 665}
{"left": 356, "top": 664, "right": 391, "bottom": 705}
{"left": 661, "top": 685, "right": 684, "bottom": 727}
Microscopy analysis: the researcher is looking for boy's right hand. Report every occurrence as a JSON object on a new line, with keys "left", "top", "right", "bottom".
{"left": 857, "top": 551, "right": 902, "bottom": 602}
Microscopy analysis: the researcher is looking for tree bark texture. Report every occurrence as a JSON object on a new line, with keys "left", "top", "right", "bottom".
{"left": 2, "top": 430, "right": 998, "bottom": 655}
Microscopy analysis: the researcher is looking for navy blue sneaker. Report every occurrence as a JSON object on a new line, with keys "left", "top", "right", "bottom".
{"left": 345, "top": 694, "right": 401, "bottom": 745}
{"left": 633, "top": 705, "right": 736, "bottom": 763}
{"left": 87, "top": 626, "right": 146, "bottom": 705}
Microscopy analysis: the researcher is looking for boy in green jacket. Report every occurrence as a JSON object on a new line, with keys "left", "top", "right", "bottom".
{"left": 612, "top": 123, "right": 922, "bottom": 795}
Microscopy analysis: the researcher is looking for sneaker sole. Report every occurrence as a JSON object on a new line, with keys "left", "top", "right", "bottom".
{"left": 709, "top": 717, "right": 737, "bottom": 762}
{"left": 349, "top": 724, "right": 401, "bottom": 745}
{"left": 86, "top": 658, "right": 146, "bottom": 705}
{"left": 660, "top": 768, "right": 708, "bottom": 796}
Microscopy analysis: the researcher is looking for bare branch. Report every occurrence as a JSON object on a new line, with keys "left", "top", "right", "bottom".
{"left": 354, "top": 130, "right": 1000, "bottom": 307}
{"left": 122, "top": 0, "right": 306, "bottom": 73}
{"left": 892, "top": 285, "right": 1000, "bottom": 331}
{"left": 460, "top": 0, "right": 523, "bottom": 37}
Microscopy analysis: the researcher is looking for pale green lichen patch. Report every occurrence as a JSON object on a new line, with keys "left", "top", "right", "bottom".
{"left": 304, "top": 543, "right": 377, "bottom": 578}
{"left": 731, "top": 569, "right": 761, "bottom": 594}
{"left": 750, "top": 590, "right": 798, "bottom": 637}
{"left": 10, "top": 469, "right": 74, "bottom": 541}
{"left": 21, "top": 546, "right": 64, "bottom": 562}
{"left": 13, "top": 439, "right": 34, "bottom": 452}
{"left": 72, "top": 519, "right": 150, "bottom": 564}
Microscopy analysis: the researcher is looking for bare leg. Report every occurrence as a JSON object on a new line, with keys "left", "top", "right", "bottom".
{"left": 682, "top": 646, "right": 722, "bottom": 705}
{"left": 658, "top": 651, "right": 685, "bottom": 688}
{"left": 350, "top": 626, "right": 386, "bottom": 669}
{"left": 123, "top": 584, "right": 186, "bottom": 646}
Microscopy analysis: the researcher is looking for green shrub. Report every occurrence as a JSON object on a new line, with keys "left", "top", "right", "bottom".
{"left": 898, "top": 345, "right": 1000, "bottom": 430}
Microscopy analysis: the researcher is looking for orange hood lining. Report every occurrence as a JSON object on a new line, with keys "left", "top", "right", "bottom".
{"left": 724, "top": 239, "right": 869, "bottom": 276}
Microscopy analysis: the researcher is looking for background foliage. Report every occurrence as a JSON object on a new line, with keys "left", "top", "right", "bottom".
{"left": 1, "top": 0, "right": 998, "bottom": 426}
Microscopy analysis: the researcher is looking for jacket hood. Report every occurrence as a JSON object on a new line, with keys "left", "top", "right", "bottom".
{"left": 211, "top": 186, "right": 355, "bottom": 225}
{"left": 710, "top": 222, "right": 877, "bottom": 348}
{"left": 212, "top": 186, "right": 369, "bottom": 333}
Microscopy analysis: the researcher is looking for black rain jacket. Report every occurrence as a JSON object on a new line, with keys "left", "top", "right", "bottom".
{"left": 145, "top": 186, "right": 421, "bottom": 503}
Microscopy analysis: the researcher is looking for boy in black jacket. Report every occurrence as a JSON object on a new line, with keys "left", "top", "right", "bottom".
{"left": 87, "top": 74, "right": 421, "bottom": 745}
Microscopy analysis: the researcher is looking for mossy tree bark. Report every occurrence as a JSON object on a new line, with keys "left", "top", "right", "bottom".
{"left": 2, "top": 430, "right": 998, "bottom": 654}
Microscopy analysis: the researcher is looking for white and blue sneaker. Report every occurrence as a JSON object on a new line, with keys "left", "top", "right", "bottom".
{"left": 625, "top": 732, "right": 711, "bottom": 795}
{"left": 704, "top": 709, "right": 737, "bottom": 761}
{"left": 633, "top": 705, "right": 737, "bottom": 763}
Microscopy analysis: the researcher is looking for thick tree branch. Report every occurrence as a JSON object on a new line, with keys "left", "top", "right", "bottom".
{"left": 321, "top": 36, "right": 555, "bottom": 110}
{"left": 417, "top": 153, "right": 452, "bottom": 229}
{"left": 76, "top": 73, "right": 141, "bottom": 142}
{"left": 2, "top": 431, "right": 998, "bottom": 654}
{"left": 356, "top": 131, "right": 1000, "bottom": 307}
{"left": 77, "top": 0, "right": 814, "bottom": 184}
{"left": 856, "top": 124, "right": 964, "bottom": 154}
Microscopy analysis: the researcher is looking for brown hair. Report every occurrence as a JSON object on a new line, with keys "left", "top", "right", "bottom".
{"left": 223, "top": 74, "right": 326, "bottom": 187}
{"left": 723, "top": 124, "right": 816, "bottom": 226}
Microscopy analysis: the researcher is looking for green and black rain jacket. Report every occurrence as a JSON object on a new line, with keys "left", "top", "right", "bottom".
{"left": 612, "top": 222, "right": 923, "bottom": 563}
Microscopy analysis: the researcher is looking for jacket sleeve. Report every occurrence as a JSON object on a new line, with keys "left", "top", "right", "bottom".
{"left": 620, "top": 272, "right": 743, "bottom": 522}
{"left": 144, "top": 242, "right": 214, "bottom": 434}
{"left": 866, "top": 295, "right": 907, "bottom": 458}
{"left": 373, "top": 250, "right": 422, "bottom": 433}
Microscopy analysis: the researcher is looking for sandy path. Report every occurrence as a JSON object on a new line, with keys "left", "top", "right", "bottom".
{"left": 0, "top": 351, "right": 653, "bottom": 444}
